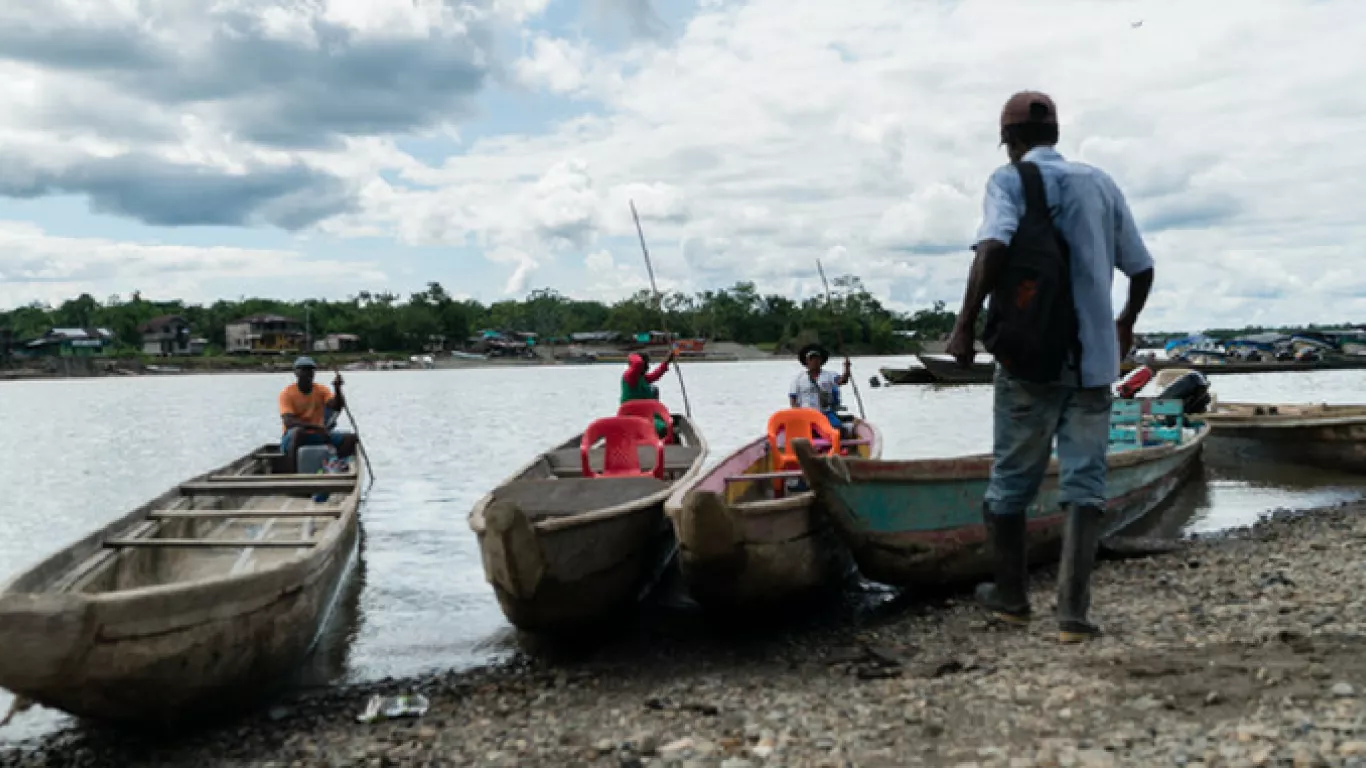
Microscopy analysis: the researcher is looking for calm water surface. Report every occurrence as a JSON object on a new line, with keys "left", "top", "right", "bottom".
{"left": 3, "top": 360, "right": 1366, "bottom": 741}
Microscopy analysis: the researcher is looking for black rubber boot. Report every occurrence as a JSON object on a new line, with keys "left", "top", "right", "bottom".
{"left": 1057, "top": 504, "right": 1104, "bottom": 643}
{"left": 974, "top": 505, "right": 1031, "bottom": 625}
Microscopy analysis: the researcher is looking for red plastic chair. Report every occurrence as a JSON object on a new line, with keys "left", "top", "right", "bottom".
{"left": 767, "top": 408, "right": 842, "bottom": 474}
{"left": 581, "top": 416, "right": 666, "bottom": 479}
{"left": 617, "top": 400, "right": 675, "bottom": 443}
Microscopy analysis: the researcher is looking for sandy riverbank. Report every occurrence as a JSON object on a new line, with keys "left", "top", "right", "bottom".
{"left": 9, "top": 501, "right": 1364, "bottom": 767}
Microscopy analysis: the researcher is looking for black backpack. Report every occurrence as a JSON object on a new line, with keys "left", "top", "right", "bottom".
{"left": 981, "top": 161, "right": 1081, "bottom": 384}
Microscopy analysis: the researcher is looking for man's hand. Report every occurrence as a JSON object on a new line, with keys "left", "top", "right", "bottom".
{"left": 332, "top": 373, "right": 344, "bottom": 389}
{"left": 947, "top": 324, "right": 977, "bottom": 368}
{"left": 843, "top": 358, "right": 852, "bottom": 375}
{"left": 666, "top": 349, "right": 677, "bottom": 364}
{"left": 1116, "top": 318, "right": 1136, "bottom": 364}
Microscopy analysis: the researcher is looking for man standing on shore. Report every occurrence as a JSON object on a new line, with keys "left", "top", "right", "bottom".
{"left": 946, "top": 91, "right": 1155, "bottom": 643}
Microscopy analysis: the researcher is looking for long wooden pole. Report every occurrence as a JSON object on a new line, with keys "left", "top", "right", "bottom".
{"left": 816, "top": 259, "right": 866, "bottom": 420}
{"left": 629, "top": 200, "right": 693, "bottom": 420}
{"left": 333, "top": 366, "right": 377, "bottom": 489}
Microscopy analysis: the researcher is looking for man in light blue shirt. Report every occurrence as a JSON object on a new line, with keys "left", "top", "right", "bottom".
{"left": 946, "top": 91, "right": 1155, "bottom": 643}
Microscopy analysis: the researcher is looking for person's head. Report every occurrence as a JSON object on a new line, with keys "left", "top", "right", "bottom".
{"left": 999, "top": 90, "right": 1059, "bottom": 163}
{"left": 627, "top": 352, "right": 648, "bottom": 374}
{"left": 798, "top": 344, "right": 829, "bottom": 374}
{"left": 294, "top": 356, "right": 317, "bottom": 388}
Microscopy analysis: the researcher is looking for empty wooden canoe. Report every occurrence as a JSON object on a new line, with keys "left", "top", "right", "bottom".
{"left": 878, "top": 367, "right": 936, "bottom": 385}
{"left": 0, "top": 445, "right": 368, "bottom": 726}
{"left": 469, "top": 416, "right": 707, "bottom": 633}
{"left": 793, "top": 416, "right": 1205, "bottom": 588}
{"left": 1203, "top": 402, "right": 1366, "bottom": 473}
{"left": 665, "top": 419, "right": 882, "bottom": 609}
{"left": 916, "top": 354, "right": 995, "bottom": 384}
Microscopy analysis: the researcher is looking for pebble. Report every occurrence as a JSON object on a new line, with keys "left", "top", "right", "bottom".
{"left": 1332, "top": 682, "right": 1356, "bottom": 698}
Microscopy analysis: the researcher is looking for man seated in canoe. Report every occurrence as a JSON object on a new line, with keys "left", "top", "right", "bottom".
{"left": 279, "top": 356, "right": 358, "bottom": 471}
{"left": 621, "top": 349, "right": 676, "bottom": 438}
{"left": 789, "top": 344, "right": 853, "bottom": 436}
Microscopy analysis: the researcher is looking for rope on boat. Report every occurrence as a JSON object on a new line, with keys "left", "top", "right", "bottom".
{"left": 816, "top": 258, "right": 867, "bottom": 420}
{"left": 629, "top": 199, "right": 693, "bottom": 420}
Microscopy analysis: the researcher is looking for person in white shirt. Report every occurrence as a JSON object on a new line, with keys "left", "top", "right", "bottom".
{"left": 789, "top": 344, "right": 852, "bottom": 432}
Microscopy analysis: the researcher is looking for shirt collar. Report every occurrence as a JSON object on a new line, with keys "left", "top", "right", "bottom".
{"left": 1023, "top": 145, "right": 1063, "bottom": 162}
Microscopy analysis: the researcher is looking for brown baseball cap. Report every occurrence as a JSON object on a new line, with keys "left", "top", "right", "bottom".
{"left": 1000, "top": 91, "right": 1058, "bottom": 127}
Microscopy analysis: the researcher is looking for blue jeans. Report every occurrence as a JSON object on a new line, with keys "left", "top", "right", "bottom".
{"left": 280, "top": 427, "right": 347, "bottom": 456}
{"left": 984, "top": 367, "right": 1111, "bottom": 516}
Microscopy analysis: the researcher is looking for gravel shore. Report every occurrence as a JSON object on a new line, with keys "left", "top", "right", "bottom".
{"left": 5, "top": 501, "right": 1366, "bottom": 767}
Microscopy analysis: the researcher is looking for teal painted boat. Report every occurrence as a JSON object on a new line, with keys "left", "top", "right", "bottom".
{"left": 792, "top": 400, "right": 1207, "bottom": 588}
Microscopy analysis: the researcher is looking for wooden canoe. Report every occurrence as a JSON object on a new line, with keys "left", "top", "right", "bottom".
{"left": 0, "top": 445, "right": 368, "bottom": 725}
{"left": 916, "top": 354, "right": 995, "bottom": 384}
{"left": 1202, "top": 402, "right": 1366, "bottom": 473}
{"left": 665, "top": 418, "right": 883, "bottom": 609}
{"left": 878, "top": 366, "right": 936, "bottom": 385}
{"left": 793, "top": 421, "right": 1206, "bottom": 588}
{"left": 469, "top": 416, "right": 707, "bottom": 633}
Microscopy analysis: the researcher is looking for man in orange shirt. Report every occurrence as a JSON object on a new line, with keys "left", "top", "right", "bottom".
{"left": 279, "top": 356, "right": 357, "bottom": 470}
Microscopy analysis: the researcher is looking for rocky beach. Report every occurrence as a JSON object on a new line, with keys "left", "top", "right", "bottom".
{"left": 4, "top": 500, "right": 1366, "bottom": 767}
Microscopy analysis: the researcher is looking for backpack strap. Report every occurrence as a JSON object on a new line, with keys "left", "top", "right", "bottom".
{"left": 1013, "top": 161, "right": 1052, "bottom": 222}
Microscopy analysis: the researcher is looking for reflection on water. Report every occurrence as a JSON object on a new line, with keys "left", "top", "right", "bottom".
{"left": 3, "top": 363, "right": 1366, "bottom": 742}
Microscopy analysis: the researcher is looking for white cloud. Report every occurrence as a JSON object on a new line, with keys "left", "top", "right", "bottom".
{"left": 1, "top": 0, "right": 1364, "bottom": 332}
{"left": 0, "top": 220, "right": 385, "bottom": 306}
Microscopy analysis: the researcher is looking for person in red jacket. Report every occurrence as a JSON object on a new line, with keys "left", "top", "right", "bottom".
{"left": 621, "top": 350, "right": 675, "bottom": 435}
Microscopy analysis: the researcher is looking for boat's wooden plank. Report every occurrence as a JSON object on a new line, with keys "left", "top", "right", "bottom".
{"left": 104, "top": 537, "right": 318, "bottom": 549}
{"left": 149, "top": 509, "right": 342, "bottom": 519}
{"left": 491, "top": 476, "right": 668, "bottom": 517}
{"left": 206, "top": 473, "right": 353, "bottom": 482}
{"left": 725, "top": 470, "right": 803, "bottom": 483}
{"left": 547, "top": 445, "right": 701, "bottom": 478}
{"left": 253, "top": 451, "right": 286, "bottom": 460}
{"left": 180, "top": 479, "right": 353, "bottom": 495}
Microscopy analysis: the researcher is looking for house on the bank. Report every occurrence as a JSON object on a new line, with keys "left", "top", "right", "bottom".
{"left": 139, "top": 315, "right": 207, "bottom": 356}
{"left": 225, "top": 314, "right": 304, "bottom": 354}
{"left": 26, "top": 327, "right": 116, "bottom": 357}
{"left": 313, "top": 333, "right": 361, "bottom": 353}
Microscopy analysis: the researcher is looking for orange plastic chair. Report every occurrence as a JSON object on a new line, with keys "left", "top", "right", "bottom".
{"left": 617, "top": 399, "right": 675, "bottom": 443}
{"left": 581, "top": 416, "right": 666, "bottom": 479}
{"left": 767, "top": 408, "right": 842, "bottom": 474}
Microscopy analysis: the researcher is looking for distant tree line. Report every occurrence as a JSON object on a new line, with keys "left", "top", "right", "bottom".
{"left": 0, "top": 278, "right": 959, "bottom": 356}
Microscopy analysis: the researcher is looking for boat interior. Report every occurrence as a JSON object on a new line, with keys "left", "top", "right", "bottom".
{"left": 27, "top": 447, "right": 357, "bottom": 597}
{"left": 486, "top": 417, "right": 703, "bottom": 522}
{"left": 703, "top": 413, "right": 876, "bottom": 505}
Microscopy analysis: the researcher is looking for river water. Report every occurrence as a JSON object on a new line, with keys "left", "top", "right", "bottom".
{"left": 3, "top": 360, "right": 1366, "bottom": 741}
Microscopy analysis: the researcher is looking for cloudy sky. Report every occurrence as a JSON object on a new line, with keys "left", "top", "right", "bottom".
{"left": 0, "top": 0, "right": 1359, "bottom": 331}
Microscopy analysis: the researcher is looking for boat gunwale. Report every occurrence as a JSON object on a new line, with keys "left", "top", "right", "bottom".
{"left": 469, "top": 415, "right": 709, "bottom": 535}
{"left": 664, "top": 418, "right": 883, "bottom": 520}
{"left": 1204, "top": 402, "right": 1366, "bottom": 429}
{"left": 0, "top": 445, "right": 366, "bottom": 605}
{"left": 805, "top": 420, "right": 1208, "bottom": 485}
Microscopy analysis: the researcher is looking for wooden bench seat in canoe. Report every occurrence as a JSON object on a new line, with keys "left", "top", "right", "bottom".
{"left": 545, "top": 445, "right": 702, "bottom": 478}
{"left": 488, "top": 476, "right": 669, "bottom": 519}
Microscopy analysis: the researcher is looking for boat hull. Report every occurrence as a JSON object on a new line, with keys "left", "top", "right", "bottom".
{"left": 796, "top": 427, "right": 1205, "bottom": 588}
{"left": 916, "top": 355, "right": 995, "bottom": 384}
{"left": 470, "top": 418, "right": 707, "bottom": 633}
{"left": 1204, "top": 403, "right": 1366, "bottom": 473}
{"left": 666, "top": 421, "right": 881, "bottom": 608}
{"left": 878, "top": 367, "right": 935, "bottom": 385}
{"left": 0, "top": 448, "right": 366, "bottom": 725}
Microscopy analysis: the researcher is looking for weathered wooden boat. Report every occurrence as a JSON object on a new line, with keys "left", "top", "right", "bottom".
{"left": 1147, "top": 356, "right": 1366, "bottom": 376}
{"left": 916, "top": 354, "right": 996, "bottom": 384}
{"left": 665, "top": 417, "right": 883, "bottom": 608}
{"left": 878, "top": 366, "right": 935, "bottom": 385}
{"left": 793, "top": 401, "right": 1206, "bottom": 588}
{"left": 469, "top": 415, "right": 707, "bottom": 632}
{"left": 0, "top": 445, "right": 367, "bottom": 725}
{"left": 1202, "top": 402, "right": 1366, "bottom": 473}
